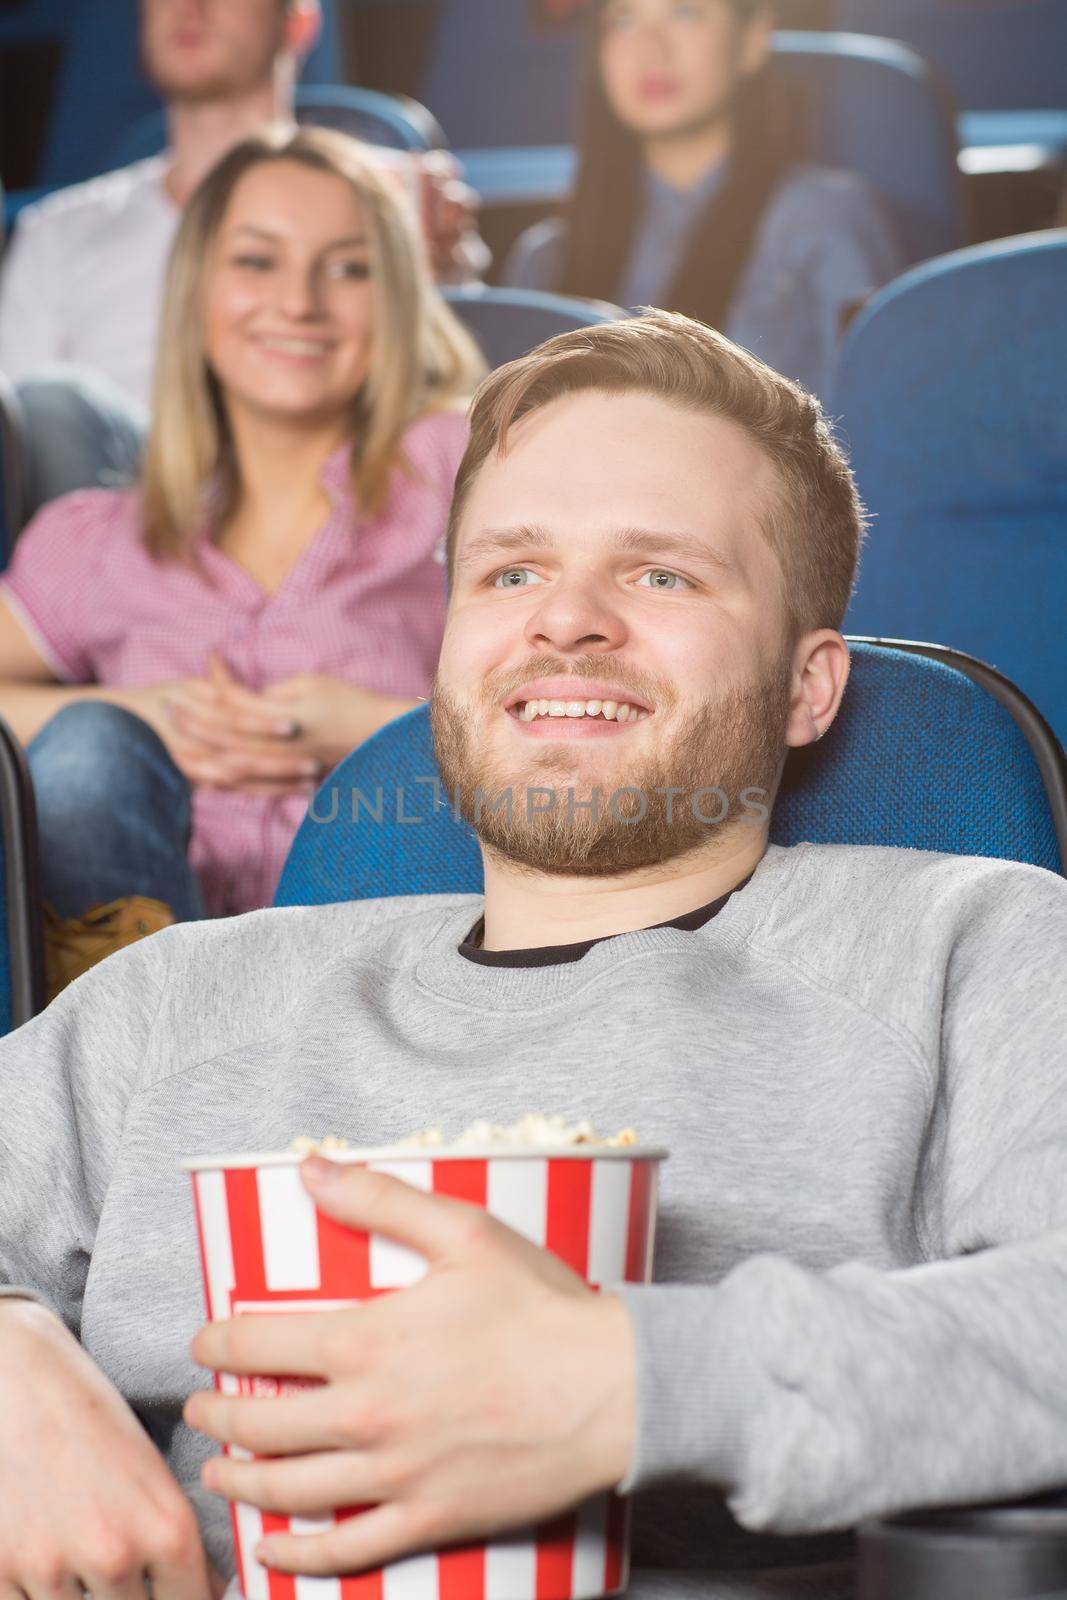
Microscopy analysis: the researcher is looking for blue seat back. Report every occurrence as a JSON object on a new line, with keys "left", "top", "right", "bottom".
{"left": 110, "top": 84, "right": 436, "bottom": 171}
{"left": 275, "top": 641, "right": 1065, "bottom": 910}
{"left": 774, "top": 31, "right": 965, "bottom": 263}
{"left": 0, "top": 714, "right": 44, "bottom": 1036}
{"left": 836, "top": 0, "right": 1067, "bottom": 111}
{"left": 0, "top": 376, "right": 26, "bottom": 568}
{"left": 832, "top": 231, "right": 1067, "bottom": 749}
{"left": 441, "top": 286, "right": 625, "bottom": 370}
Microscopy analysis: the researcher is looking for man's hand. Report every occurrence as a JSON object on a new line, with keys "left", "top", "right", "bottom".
{"left": 185, "top": 1159, "right": 636, "bottom": 1576}
{"left": 0, "top": 1299, "right": 212, "bottom": 1600}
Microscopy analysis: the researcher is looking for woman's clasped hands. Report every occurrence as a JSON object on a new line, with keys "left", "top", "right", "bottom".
{"left": 145, "top": 655, "right": 403, "bottom": 796}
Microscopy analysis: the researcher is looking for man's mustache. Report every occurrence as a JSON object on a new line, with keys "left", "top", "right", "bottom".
{"left": 472, "top": 654, "right": 678, "bottom": 712}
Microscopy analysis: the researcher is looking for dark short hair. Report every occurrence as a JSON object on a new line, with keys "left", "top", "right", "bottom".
{"left": 446, "top": 309, "right": 866, "bottom": 640}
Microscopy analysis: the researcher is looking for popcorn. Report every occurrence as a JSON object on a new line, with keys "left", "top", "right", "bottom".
{"left": 444, "top": 1114, "right": 637, "bottom": 1149}
{"left": 291, "top": 1115, "right": 637, "bottom": 1155}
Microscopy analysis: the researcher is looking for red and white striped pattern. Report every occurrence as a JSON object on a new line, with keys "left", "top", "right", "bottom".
{"left": 189, "top": 1153, "right": 661, "bottom": 1600}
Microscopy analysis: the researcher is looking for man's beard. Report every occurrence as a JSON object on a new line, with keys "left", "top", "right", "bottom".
{"left": 430, "top": 653, "right": 792, "bottom": 878}
{"left": 142, "top": 42, "right": 279, "bottom": 105}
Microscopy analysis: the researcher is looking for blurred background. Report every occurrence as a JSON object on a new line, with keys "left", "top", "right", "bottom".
{"left": 2, "top": 0, "right": 1065, "bottom": 266}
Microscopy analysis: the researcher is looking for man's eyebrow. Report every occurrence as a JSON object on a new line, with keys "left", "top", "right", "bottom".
{"left": 457, "top": 526, "right": 557, "bottom": 566}
{"left": 456, "top": 524, "right": 733, "bottom": 571}
{"left": 610, "top": 527, "right": 734, "bottom": 570}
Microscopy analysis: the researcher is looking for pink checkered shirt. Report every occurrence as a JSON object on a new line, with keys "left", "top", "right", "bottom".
{"left": 1, "top": 409, "right": 469, "bottom": 916}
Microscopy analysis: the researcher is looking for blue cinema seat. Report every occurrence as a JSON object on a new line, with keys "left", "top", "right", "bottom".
{"left": 836, "top": 0, "right": 1067, "bottom": 157}
{"left": 0, "top": 714, "right": 45, "bottom": 1036}
{"left": 110, "top": 84, "right": 439, "bottom": 172}
{"left": 274, "top": 640, "right": 1067, "bottom": 911}
{"left": 832, "top": 230, "right": 1067, "bottom": 750}
{"left": 772, "top": 31, "right": 965, "bottom": 265}
{"left": 500, "top": 30, "right": 964, "bottom": 273}
{"left": 441, "top": 286, "right": 624, "bottom": 369}
{"left": 0, "top": 375, "right": 27, "bottom": 568}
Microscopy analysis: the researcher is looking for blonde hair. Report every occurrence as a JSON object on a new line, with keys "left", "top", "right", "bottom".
{"left": 142, "top": 125, "right": 485, "bottom": 560}
{"left": 446, "top": 309, "right": 865, "bottom": 639}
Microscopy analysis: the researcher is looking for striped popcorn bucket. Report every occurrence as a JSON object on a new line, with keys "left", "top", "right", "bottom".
{"left": 184, "top": 1144, "right": 667, "bottom": 1600}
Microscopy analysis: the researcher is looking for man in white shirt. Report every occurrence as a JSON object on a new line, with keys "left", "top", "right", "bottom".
{"left": 0, "top": 0, "right": 484, "bottom": 512}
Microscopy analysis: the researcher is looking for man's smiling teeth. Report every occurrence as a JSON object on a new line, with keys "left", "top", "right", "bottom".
{"left": 515, "top": 699, "right": 650, "bottom": 722}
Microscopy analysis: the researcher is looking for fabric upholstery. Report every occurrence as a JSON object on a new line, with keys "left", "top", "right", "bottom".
{"left": 0, "top": 825, "right": 10, "bottom": 1034}
{"left": 0, "top": 713, "right": 42, "bottom": 1036}
{"left": 774, "top": 31, "right": 965, "bottom": 263}
{"left": 0, "top": 375, "right": 25, "bottom": 567}
{"left": 833, "top": 232, "right": 1067, "bottom": 748}
{"left": 109, "top": 85, "right": 433, "bottom": 173}
{"left": 837, "top": 0, "right": 1067, "bottom": 111}
{"left": 274, "top": 643, "right": 1063, "bottom": 910}
{"left": 441, "top": 286, "right": 623, "bottom": 370}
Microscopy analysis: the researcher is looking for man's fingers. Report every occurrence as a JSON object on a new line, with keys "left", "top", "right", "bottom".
{"left": 257, "top": 1502, "right": 435, "bottom": 1578}
{"left": 191, "top": 1312, "right": 347, "bottom": 1379}
{"left": 14, "top": 1574, "right": 82, "bottom": 1600}
{"left": 146, "top": 1523, "right": 216, "bottom": 1600}
{"left": 300, "top": 1160, "right": 493, "bottom": 1265}
{"left": 202, "top": 1448, "right": 382, "bottom": 1519}
{"left": 184, "top": 1384, "right": 354, "bottom": 1457}
{"left": 78, "top": 1573, "right": 157, "bottom": 1600}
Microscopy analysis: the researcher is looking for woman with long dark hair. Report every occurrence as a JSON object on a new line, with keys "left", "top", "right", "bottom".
{"left": 504, "top": 0, "right": 903, "bottom": 395}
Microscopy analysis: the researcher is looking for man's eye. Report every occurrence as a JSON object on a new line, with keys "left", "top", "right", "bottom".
{"left": 492, "top": 567, "right": 545, "bottom": 589}
{"left": 637, "top": 569, "right": 692, "bottom": 591}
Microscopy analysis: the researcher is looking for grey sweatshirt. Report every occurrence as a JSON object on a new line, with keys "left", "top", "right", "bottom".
{"left": 2, "top": 842, "right": 1067, "bottom": 1600}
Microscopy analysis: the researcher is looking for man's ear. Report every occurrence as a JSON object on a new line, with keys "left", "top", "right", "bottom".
{"left": 784, "top": 630, "right": 850, "bottom": 749}
{"left": 285, "top": 0, "right": 322, "bottom": 63}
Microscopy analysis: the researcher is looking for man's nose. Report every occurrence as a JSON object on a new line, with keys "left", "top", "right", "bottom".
{"left": 522, "top": 576, "right": 628, "bottom": 655}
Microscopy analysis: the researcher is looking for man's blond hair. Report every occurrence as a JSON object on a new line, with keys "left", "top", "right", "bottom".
{"left": 446, "top": 309, "right": 865, "bottom": 638}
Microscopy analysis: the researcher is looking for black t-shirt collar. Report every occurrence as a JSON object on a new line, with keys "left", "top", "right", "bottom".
{"left": 458, "top": 876, "right": 753, "bottom": 969}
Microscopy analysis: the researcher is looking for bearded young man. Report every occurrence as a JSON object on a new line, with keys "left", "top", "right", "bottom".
{"left": 1, "top": 311, "right": 1066, "bottom": 1600}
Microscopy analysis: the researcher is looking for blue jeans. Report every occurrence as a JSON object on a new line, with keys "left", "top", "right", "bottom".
{"left": 16, "top": 368, "right": 146, "bottom": 517}
{"left": 26, "top": 703, "right": 205, "bottom": 922}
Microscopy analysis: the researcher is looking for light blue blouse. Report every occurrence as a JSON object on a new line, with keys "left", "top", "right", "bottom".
{"left": 619, "top": 160, "right": 729, "bottom": 310}
{"left": 503, "top": 163, "right": 905, "bottom": 399}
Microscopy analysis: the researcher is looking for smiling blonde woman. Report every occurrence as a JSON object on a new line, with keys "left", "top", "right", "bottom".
{"left": 0, "top": 126, "right": 485, "bottom": 945}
